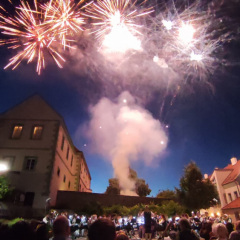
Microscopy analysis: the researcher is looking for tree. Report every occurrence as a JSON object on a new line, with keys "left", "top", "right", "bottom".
{"left": 136, "top": 179, "right": 151, "bottom": 197}
{"left": 156, "top": 189, "right": 176, "bottom": 199}
{"left": 0, "top": 176, "right": 11, "bottom": 200}
{"left": 176, "top": 161, "right": 219, "bottom": 211}
{"left": 105, "top": 178, "right": 120, "bottom": 195}
{"left": 105, "top": 168, "right": 151, "bottom": 197}
{"left": 159, "top": 200, "right": 186, "bottom": 217}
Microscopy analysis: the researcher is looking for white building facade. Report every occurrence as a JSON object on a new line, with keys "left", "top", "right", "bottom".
{"left": 210, "top": 158, "right": 240, "bottom": 222}
{"left": 0, "top": 95, "right": 91, "bottom": 209}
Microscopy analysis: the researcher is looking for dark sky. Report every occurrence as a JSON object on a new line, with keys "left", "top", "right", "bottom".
{"left": 0, "top": 0, "right": 240, "bottom": 196}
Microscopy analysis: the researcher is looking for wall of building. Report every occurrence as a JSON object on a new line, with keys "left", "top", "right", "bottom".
{"left": 223, "top": 182, "right": 239, "bottom": 203}
{"left": 79, "top": 157, "right": 91, "bottom": 192}
{"left": 0, "top": 96, "right": 92, "bottom": 209}
{"left": 222, "top": 208, "right": 240, "bottom": 223}
{"left": 0, "top": 118, "right": 59, "bottom": 208}
{"left": 212, "top": 170, "right": 232, "bottom": 207}
{"left": 49, "top": 126, "right": 79, "bottom": 206}
{"left": 0, "top": 119, "right": 58, "bottom": 150}
{"left": 56, "top": 191, "right": 168, "bottom": 210}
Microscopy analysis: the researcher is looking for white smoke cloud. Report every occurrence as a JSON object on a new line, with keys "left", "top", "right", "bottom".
{"left": 87, "top": 91, "right": 168, "bottom": 195}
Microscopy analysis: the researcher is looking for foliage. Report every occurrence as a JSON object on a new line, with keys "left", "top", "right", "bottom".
{"left": 156, "top": 189, "right": 176, "bottom": 200}
{"left": 103, "top": 204, "right": 155, "bottom": 216}
{"left": 148, "top": 203, "right": 162, "bottom": 214}
{"left": 0, "top": 176, "right": 12, "bottom": 200}
{"left": 8, "top": 218, "right": 24, "bottom": 226}
{"left": 128, "top": 204, "right": 144, "bottom": 216}
{"left": 136, "top": 179, "right": 151, "bottom": 197}
{"left": 82, "top": 201, "right": 103, "bottom": 216}
{"left": 176, "top": 161, "right": 219, "bottom": 212}
{"left": 105, "top": 178, "right": 120, "bottom": 195}
{"left": 105, "top": 168, "right": 151, "bottom": 197}
{"left": 103, "top": 205, "right": 130, "bottom": 216}
{"left": 129, "top": 168, "right": 138, "bottom": 180}
{"left": 159, "top": 200, "right": 186, "bottom": 217}
{"left": 101, "top": 202, "right": 185, "bottom": 217}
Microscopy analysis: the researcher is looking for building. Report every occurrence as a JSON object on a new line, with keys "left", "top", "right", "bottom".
{"left": 210, "top": 157, "right": 240, "bottom": 222}
{"left": 75, "top": 148, "right": 91, "bottom": 192}
{"left": 0, "top": 95, "right": 91, "bottom": 209}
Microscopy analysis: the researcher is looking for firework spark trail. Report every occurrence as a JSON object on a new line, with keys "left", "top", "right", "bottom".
{"left": 40, "top": 0, "right": 90, "bottom": 50}
{"left": 0, "top": 0, "right": 66, "bottom": 75}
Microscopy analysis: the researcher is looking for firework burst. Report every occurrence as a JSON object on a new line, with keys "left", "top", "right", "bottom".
{"left": 41, "top": 0, "right": 90, "bottom": 49}
{"left": 85, "top": 0, "right": 153, "bottom": 53}
{"left": 148, "top": 0, "right": 230, "bottom": 82}
{"left": 0, "top": 0, "right": 65, "bottom": 75}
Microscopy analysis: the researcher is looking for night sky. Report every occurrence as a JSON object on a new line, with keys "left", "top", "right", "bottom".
{"left": 0, "top": 0, "right": 240, "bottom": 196}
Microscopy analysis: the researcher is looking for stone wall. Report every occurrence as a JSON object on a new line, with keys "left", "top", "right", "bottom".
{"left": 55, "top": 191, "right": 168, "bottom": 210}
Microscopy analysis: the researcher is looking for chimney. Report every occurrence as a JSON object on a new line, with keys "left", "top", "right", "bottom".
{"left": 204, "top": 174, "right": 208, "bottom": 179}
{"left": 231, "top": 157, "right": 237, "bottom": 165}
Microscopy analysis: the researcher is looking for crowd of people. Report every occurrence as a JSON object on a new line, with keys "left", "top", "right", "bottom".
{"left": 0, "top": 206, "right": 240, "bottom": 240}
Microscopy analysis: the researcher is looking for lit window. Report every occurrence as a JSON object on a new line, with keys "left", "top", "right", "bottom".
{"left": 66, "top": 146, "right": 69, "bottom": 160}
{"left": 12, "top": 125, "right": 23, "bottom": 139}
{"left": 32, "top": 126, "right": 43, "bottom": 139}
{"left": 25, "top": 157, "right": 37, "bottom": 170}
{"left": 61, "top": 136, "right": 65, "bottom": 150}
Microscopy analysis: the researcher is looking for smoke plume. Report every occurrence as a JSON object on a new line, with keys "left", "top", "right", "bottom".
{"left": 87, "top": 91, "right": 168, "bottom": 195}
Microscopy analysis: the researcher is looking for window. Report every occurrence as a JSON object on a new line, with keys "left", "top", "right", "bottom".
{"left": 228, "top": 193, "right": 233, "bottom": 202}
{"left": 63, "top": 175, "right": 66, "bottom": 183}
{"left": 61, "top": 136, "right": 65, "bottom": 150}
{"left": 234, "top": 191, "right": 238, "bottom": 199}
{"left": 234, "top": 211, "right": 240, "bottom": 221}
{"left": 71, "top": 155, "right": 73, "bottom": 167}
{"left": 66, "top": 146, "right": 69, "bottom": 160}
{"left": 32, "top": 126, "right": 43, "bottom": 139}
{"left": 68, "top": 181, "right": 71, "bottom": 189}
{"left": 57, "top": 167, "right": 60, "bottom": 177}
{"left": 12, "top": 125, "right": 23, "bottom": 139}
{"left": 223, "top": 193, "right": 227, "bottom": 205}
{"left": 24, "top": 192, "right": 35, "bottom": 206}
{"left": 24, "top": 157, "right": 37, "bottom": 170}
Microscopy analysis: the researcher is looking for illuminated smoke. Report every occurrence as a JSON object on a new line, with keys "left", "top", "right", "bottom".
{"left": 87, "top": 91, "right": 168, "bottom": 195}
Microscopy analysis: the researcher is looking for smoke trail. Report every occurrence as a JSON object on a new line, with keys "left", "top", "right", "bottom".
{"left": 87, "top": 91, "right": 168, "bottom": 195}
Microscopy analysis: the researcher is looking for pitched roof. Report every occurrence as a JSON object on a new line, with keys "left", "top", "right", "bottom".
{"left": 222, "top": 197, "right": 240, "bottom": 210}
{"left": 221, "top": 160, "right": 240, "bottom": 186}
{"left": 0, "top": 94, "right": 63, "bottom": 121}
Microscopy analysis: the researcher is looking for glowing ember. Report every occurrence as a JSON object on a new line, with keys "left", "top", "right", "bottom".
{"left": 162, "top": 20, "right": 173, "bottom": 30}
{"left": 190, "top": 51, "right": 203, "bottom": 61}
{"left": 179, "top": 23, "right": 195, "bottom": 44}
